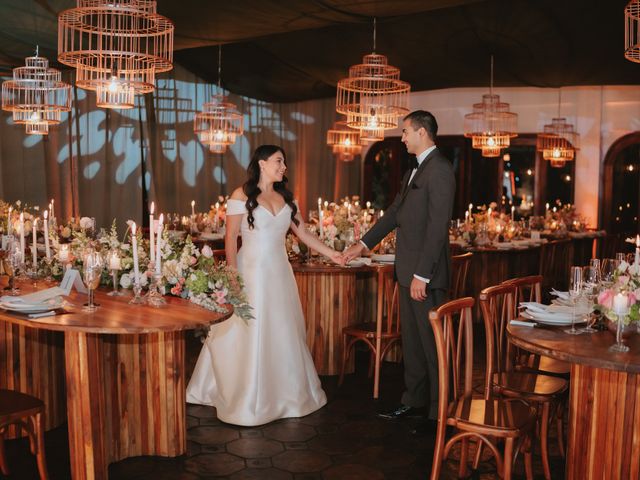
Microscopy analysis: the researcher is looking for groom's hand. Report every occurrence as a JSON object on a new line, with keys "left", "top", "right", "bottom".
{"left": 343, "top": 243, "right": 364, "bottom": 262}
{"left": 410, "top": 277, "right": 428, "bottom": 301}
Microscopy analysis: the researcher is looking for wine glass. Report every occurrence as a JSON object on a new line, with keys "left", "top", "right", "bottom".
{"left": 579, "top": 266, "right": 599, "bottom": 333}
{"left": 82, "top": 251, "right": 103, "bottom": 312}
{"left": 615, "top": 252, "right": 627, "bottom": 264}
{"left": 564, "top": 266, "right": 583, "bottom": 335}
{"left": 2, "top": 242, "right": 21, "bottom": 295}
{"left": 589, "top": 258, "right": 601, "bottom": 282}
{"left": 600, "top": 258, "right": 618, "bottom": 288}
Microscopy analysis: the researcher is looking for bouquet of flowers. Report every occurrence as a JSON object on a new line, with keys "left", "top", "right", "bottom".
{"left": 597, "top": 251, "right": 640, "bottom": 326}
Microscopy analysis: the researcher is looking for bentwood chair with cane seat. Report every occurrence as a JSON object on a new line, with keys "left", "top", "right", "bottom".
{"left": 0, "top": 389, "right": 48, "bottom": 479}
{"left": 429, "top": 297, "right": 535, "bottom": 480}
{"left": 339, "top": 264, "right": 400, "bottom": 399}
{"left": 450, "top": 252, "right": 473, "bottom": 299}
{"left": 480, "top": 284, "right": 568, "bottom": 480}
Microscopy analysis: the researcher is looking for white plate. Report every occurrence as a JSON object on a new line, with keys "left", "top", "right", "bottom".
{"left": 0, "top": 297, "right": 63, "bottom": 313}
{"left": 199, "top": 232, "right": 223, "bottom": 240}
{"left": 521, "top": 310, "right": 587, "bottom": 326}
{"left": 371, "top": 253, "right": 395, "bottom": 263}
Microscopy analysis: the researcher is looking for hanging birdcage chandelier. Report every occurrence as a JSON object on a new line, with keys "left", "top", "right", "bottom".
{"left": 463, "top": 56, "right": 518, "bottom": 157}
{"left": 57, "top": 0, "right": 174, "bottom": 109}
{"left": 1, "top": 48, "right": 71, "bottom": 135}
{"left": 625, "top": 1, "right": 640, "bottom": 62}
{"left": 194, "top": 46, "right": 244, "bottom": 154}
{"left": 536, "top": 91, "right": 579, "bottom": 168}
{"left": 336, "top": 19, "right": 410, "bottom": 139}
{"left": 327, "top": 120, "right": 362, "bottom": 162}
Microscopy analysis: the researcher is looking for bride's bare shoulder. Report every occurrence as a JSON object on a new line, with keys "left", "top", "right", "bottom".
{"left": 230, "top": 187, "right": 247, "bottom": 201}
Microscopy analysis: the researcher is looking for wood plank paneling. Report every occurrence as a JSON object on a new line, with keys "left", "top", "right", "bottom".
{"left": 0, "top": 321, "right": 65, "bottom": 438}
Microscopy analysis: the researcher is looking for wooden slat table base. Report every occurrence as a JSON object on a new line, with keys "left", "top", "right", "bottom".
{"left": 64, "top": 330, "right": 185, "bottom": 480}
{"left": 567, "top": 363, "right": 640, "bottom": 480}
{"left": 0, "top": 321, "right": 66, "bottom": 438}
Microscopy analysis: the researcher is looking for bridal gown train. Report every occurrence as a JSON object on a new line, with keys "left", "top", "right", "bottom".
{"left": 186, "top": 199, "right": 327, "bottom": 426}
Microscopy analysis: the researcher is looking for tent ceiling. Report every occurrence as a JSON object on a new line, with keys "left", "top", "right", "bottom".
{"left": 0, "top": 0, "right": 635, "bottom": 102}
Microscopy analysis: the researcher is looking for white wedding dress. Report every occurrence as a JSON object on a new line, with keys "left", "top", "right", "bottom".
{"left": 186, "top": 199, "right": 327, "bottom": 426}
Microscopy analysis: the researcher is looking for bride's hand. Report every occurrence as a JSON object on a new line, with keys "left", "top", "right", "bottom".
{"left": 329, "top": 251, "right": 346, "bottom": 266}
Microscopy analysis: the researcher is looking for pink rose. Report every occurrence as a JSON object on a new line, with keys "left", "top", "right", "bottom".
{"left": 598, "top": 289, "right": 614, "bottom": 309}
{"left": 628, "top": 292, "right": 637, "bottom": 306}
{"left": 171, "top": 284, "right": 182, "bottom": 295}
{"left": 214, "top": 290, "right": 227, "bottom": 304}
{"left": 190, "top": 256, "right": 197, "bottom": 265}
{"left": 618, "top": 275, "right": 630, "bottom": 287}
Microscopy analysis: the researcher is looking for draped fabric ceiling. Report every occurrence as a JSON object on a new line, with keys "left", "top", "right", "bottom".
{"left": 0, "top": 0, "right": 633, "bottom": 228}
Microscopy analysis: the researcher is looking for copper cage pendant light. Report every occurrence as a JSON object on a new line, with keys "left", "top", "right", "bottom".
{"left": 336, "top": 18, "right": 410, "bottom": 139}
{"left": 193, "top": 46, "right": 244, "bottom": 154}
{"left": 463, "top": 56, "right": 518, "bottom": 157}
{"left": 536, "top": 90, "right": 579, "bottom": 168}
{"left": 2, "top": 47, "right": 71, "bottom": 135}
{"left": 326, "top": 120, "right": 362, "bottom": 162}
{"left": 58, "top": 0, "right": 174, "bottom": 109}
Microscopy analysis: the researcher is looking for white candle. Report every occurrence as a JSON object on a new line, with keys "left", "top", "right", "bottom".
{"left": 149, "top": 201, "right": 155, "bottom": 263}
{"left": 43, "top": 210, "right": 51, "bottom": 259}
{"left": 511, "top": 205, "right": 515, "bottom": 221}
{"left": 380, "top": 210, "right": 384, "bottom": 217}
{"left": 131, "top": 222, "right": 140, "bottom": 285}
{"left": 553, "top": 207, "right": 557, "bottom": 213}
{"left": 7, "top": 206, "right": 12, "bottom": 235}
{"left": 465, "top": 211, "right": 470, "bottom": 223}
{"left": 19, "top": 213, "right": 25, "bottom": 264}
{"left": 635, "top": 234, "right": 640, "bottom": 266}
{"left": 191, "top": 200, "right": 195, "bottom": 217}
{"left": 366, "top": 201, "right": 371, "bottom": 210}
{"left": 317, "top": 197, "right": 322, "bottom": 221}
{"left": 50, "top": 199, "right": 54, "bottom": 221}
{"left": 468, "top": 203, "right": 473, "bottom": 216}
{"left": 214, "top": 201, "right": 220, "bottom": 230}
{"left": 155, "top": 214, "right": 164, "bottom": 276}
{"left": 109, "top": 251, "right": 121, "bottom": 270}
{"left": 32, "top": 217, "right": 38, "bottom": 267}
{"left": 613, "top": 293, "right": 628, "bottom": 315}
{"left": 545, "top": 203, "right": 549, "bottom": 214}
{"left": 347, "top": 202, "right": 352, "bottom": 218}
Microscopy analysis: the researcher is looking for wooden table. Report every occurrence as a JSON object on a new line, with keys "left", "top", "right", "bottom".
{"left": 507, "top": 324, "right": 640, "bottom": 479}
{"left": 0, "top": 287, "right": 232, "bottom": 480}
{"left": 292, "top": 262, "right": 380, "bottom": 375}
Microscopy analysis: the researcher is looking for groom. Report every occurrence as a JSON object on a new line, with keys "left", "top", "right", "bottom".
{"left": 343, "top": 110, "right": 455, "bottom": 432}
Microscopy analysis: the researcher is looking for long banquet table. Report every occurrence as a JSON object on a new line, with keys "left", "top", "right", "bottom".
{"left": 0, "top": 286, "right": 232, "bottom": 480}
{"left": 508, "top": 324, "right": 640, "bottom": 479}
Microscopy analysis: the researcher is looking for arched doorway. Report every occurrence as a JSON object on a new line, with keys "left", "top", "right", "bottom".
{"left": 600, "top": 132, "right": 640, "bottom": 234}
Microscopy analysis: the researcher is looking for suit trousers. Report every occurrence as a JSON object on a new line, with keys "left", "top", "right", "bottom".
{"left": 398, "top": 286, "right": 446, "bottom": 419}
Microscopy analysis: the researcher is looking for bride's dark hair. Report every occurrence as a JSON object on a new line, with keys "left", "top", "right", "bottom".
{"left": 243, "top": 145, "right": 299, "bottom": 230}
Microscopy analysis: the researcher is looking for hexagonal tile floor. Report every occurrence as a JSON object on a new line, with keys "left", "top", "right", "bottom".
{"left": 2, "top": 333, "right": 565, "bottom": 479}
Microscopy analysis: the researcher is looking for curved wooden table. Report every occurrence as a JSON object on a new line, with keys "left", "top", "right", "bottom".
{"left": 292, "top": 262, "right": 381, "bottom": 375}
{"left": 0, "top": 287, "right": 232, "bottom": 480}
{"left": 508, "top": 325, "right": 640, "bottom": 479}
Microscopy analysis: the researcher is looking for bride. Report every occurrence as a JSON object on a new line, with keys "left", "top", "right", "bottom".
{"left": 187, "top": 144, "right": 344, "bottom": 426}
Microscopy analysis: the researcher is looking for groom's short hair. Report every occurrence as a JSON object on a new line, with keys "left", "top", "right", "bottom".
{"left": 404, "top": 110, "right": 438, "bottom": 141}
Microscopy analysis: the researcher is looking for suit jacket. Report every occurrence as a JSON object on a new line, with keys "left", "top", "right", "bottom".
{"left": 362, "top": 147, "right": 455, "bottom": 289}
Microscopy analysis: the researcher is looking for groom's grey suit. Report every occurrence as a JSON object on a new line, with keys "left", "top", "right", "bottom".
{"left": 361, "top": 147, "right": 455, "bottom": 418}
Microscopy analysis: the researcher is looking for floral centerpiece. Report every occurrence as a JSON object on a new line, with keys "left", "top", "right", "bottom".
{"left": 597, "top": 237, "right": 640, "bottom": 328}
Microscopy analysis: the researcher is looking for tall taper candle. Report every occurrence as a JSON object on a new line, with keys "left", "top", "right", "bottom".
{"left": 155, "top": 214, "right": 164, "bottom": 276}
{"left": 43, "top": 210, "right": 51, "bottom": 259}
{"left": 131, "top": 222, "right": 140, "bottom": 285}
{"left": 149, "top": 201, "right": 155, "bottom": 263}
{"left": 32, "top": 217, "right": 38, "bottom": 267}
{"left": 7, "top": 206, "right": 12, "bottom": 235}
{"left": 19, "top": 213, "right": 25, "bottom": 264}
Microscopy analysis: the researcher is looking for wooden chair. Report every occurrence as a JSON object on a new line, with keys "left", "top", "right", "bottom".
{"left": 539, "top": 239, "right": 574, "bottom": 297}
{"left": 212, "top": 249, "right": 226, "bottom": 262}
{"left": 339, "top": 264, "right": 400, "bottom": 398}
{"left": 450, "top": 252, "right": 473, "bottom": 299}
{"left": 502, "top": 275, "right": 570, "bottom": 378}
{"left": 0, "top": 389, "right": 48, "bottom": 479}
{"left": 429, "top": 297, "right": 535, "bottom": 480}
{"left": 480, "top": 284, "right": 568, "bottom": 480}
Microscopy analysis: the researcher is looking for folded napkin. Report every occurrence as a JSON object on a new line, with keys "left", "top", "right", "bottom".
{"left": 550, "top": 289, "right": 569, "bottom": 300}
{"left": 1, "top": 287, "right": 66, "bottom": 304}
{"left": 520, "top": 301, "right": 590, "bottom": 316}
{"left": 347, "top": 257, "right": 372, "bottom": 266}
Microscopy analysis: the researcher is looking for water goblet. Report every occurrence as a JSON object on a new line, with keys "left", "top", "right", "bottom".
{"left": 2, "top": 247, "right": 20, "bottom": 295}
{"left": 82, "top": 251, "right": 103, "bottom": 312}
{"left": 106, "top": 250, "right": 124, "bottom": 296}
{"left": 333, "top": 239, "right": 346, "bottom": 252}
{"left": 600, "top": 258, "right": 618, "bottom": 289}
{"left": 610, "top": 294, "right": 630, "bottom": 353}
{"left": 564, "top": 266, "right": 583, "bottom": 335}
{"left": 579, "top": 266, "right": 599, "bottom": 333}
{"left": 615, "top": 252, "right": 627, "bottom": 264}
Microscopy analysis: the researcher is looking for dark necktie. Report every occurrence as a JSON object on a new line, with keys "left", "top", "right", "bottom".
{"left": 408, "top": 156, "right": 418, "bottom": 170}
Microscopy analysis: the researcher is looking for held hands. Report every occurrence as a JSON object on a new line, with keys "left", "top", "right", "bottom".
{"left": 329, "top": 251, "right": 346, "bottom": 266}
{"left": 410, "top": 277, "right": 428, "bottom": 302}
{"left": 341, "top": 243, "right": 364, "bottom": 263}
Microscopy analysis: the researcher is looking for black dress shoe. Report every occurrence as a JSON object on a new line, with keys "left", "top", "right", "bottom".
{"left": 377, "top": 404, "right": 426, "bottom": 420}
{"left": 410, "top": 419, "right": 438, "bottom": 436}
